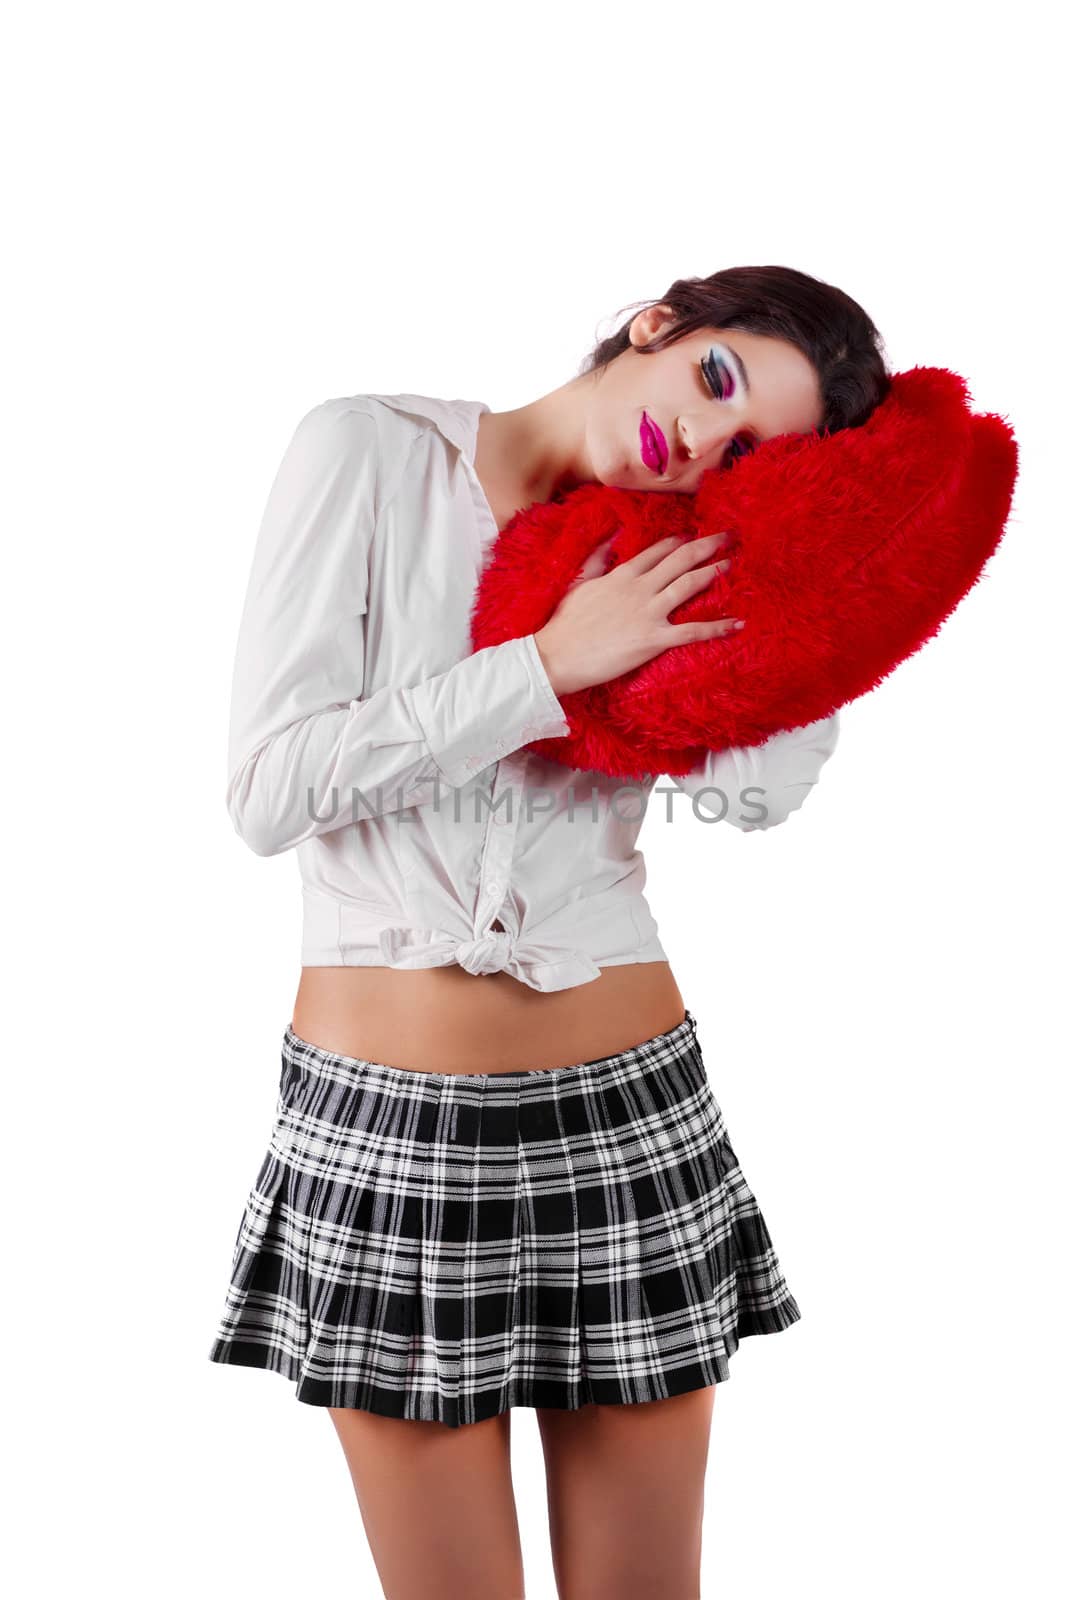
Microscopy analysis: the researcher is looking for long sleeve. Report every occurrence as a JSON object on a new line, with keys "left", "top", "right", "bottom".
{"left": 660, "top": 711, "right": 841, "bottom": 831}
{"left": 225, "top": 400, "right": 571, "bottom": 857}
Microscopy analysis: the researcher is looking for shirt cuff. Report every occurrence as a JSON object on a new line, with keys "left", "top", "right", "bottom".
{"left": 410, "top": 633, "right": 571, "bottom": 788}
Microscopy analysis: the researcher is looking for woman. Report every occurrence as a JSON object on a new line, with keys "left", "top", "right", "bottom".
{"left": 209, "top": 266, "right": 890, "bottom": 1600}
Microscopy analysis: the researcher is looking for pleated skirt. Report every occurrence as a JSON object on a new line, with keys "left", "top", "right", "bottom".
{"left": 207, "top": 1008, "right": 801, "bottom": 1428}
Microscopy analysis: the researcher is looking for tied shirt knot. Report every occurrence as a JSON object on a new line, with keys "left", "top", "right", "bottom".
{"left": 375, "top": 921, "right": 602, "bottom": 993}
{"left": 453, "top": 929, "right": 515, "bottom": 976}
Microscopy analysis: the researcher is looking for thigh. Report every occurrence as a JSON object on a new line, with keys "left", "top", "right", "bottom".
{"left": 537, "top": 1387, "right": 716, "bottom": 1600}
{"left": 327, "top": 1405, "right": 525, "bottom": 1600}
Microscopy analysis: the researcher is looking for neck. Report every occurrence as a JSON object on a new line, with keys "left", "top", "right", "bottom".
{"left": 478, "top": 375, "right": 593, "bottom": 505}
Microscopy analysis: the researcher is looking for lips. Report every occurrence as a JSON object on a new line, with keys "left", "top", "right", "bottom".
{"left": 640, "top": 411, "right": 668, "bottom": 475}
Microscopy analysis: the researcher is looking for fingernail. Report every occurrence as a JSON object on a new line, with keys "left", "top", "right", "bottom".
{"left": 732, "top": 619, "right": 745, "bottom": 629}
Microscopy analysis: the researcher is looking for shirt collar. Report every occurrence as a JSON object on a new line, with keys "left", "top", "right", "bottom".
{"left": 362, "top": 392, "right": 490, "bottom": 460}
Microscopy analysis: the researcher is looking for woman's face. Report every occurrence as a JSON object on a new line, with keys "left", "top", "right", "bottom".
{"left": 588, "top": 303, "right": 825, "bottom": 492}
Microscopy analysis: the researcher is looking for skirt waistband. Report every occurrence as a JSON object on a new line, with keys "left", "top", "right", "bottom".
{"left": 281, "top": 1008, "right": 700, "bottom": 1098}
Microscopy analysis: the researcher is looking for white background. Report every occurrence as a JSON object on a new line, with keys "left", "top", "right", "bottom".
{"left": 5, "top": 1, "right": 1061, "bottom": 1595}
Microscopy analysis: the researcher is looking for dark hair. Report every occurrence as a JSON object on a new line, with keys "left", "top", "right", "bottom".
{"left": 579, "top": 265, "right": 892, "bottom": 436}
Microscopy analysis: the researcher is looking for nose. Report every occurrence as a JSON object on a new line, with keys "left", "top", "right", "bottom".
{"left": 680, "top": 420, "right": 732, "bottom": 468}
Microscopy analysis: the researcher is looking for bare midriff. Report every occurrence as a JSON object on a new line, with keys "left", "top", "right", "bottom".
{"left": 289, "top": 960, "right": 687, "bottom": 1075}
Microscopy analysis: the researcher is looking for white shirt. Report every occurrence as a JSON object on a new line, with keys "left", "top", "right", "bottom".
{"left": 226, "top": 392, "right": 841, "bottom": 991}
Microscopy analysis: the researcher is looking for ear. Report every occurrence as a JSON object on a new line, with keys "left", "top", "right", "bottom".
{"left": 631, "top": 303, "right": 676, "bottom": 346}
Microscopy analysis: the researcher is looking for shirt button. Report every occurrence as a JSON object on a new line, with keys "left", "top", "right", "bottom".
{"left": 486, "top": 878, "right": 502, "bottom": 895}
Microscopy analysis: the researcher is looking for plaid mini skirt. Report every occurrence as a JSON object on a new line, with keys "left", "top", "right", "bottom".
{"left": 207, "top": 1008, "right": 801, "bottom": 1428}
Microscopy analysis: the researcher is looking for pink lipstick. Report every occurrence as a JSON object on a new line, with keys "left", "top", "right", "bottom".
{"left": 640, "top": 411, "right": 668, "bottom": 475}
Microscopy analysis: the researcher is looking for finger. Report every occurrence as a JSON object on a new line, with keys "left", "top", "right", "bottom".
{"left": 648, "top": 533, "right": 737, "bottom": 591}
{"left": 655, "top": 556, "right": 732, "bottom": 612}
{"left": 661, "top": 616, "right": 745, "bottom": 647}
{"left": 574, "top": 535, "right": 616, "bottom": 582}
{"left": 620, "top": 533, "right": 689, "bottom": 576}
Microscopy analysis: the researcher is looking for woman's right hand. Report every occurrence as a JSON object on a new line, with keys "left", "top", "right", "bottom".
{"left": 532, "top": 531, "right": 743, "bottom": 697}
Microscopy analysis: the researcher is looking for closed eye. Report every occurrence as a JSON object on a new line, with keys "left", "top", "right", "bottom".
{"left": 700, "top": 355, "right": 758, "bottom": 468}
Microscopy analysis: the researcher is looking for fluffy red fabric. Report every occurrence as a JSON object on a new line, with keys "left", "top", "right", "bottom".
{"left": 469, "top": 366, "right": 1018, "bottom": 780}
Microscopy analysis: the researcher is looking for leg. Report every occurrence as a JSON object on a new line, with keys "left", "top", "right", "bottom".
{"left": 327, "top": 1405, "right": 525, "bottom": 1600}
{"left": 536, "top": 1386, "right": 716, "bottom": 1600}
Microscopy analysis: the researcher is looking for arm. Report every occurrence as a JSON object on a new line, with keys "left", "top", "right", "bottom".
{"left": 225, "top": 400, "right": 570, "bottom": 857}
{"left": 660, "top": 711, "right": 841, "bottom": 831}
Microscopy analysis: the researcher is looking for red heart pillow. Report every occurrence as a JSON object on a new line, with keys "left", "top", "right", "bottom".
{"left": 469, "top": 367, "right": 1018, "bottom": 780}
